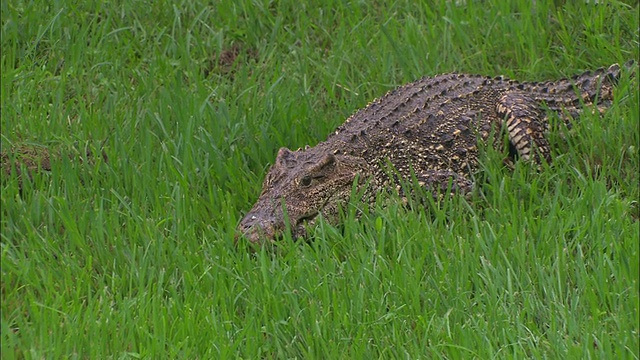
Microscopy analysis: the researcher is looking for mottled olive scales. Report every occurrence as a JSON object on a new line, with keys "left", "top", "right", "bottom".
{"left": 238, "top": 62, "right": 635, "bottom": 244}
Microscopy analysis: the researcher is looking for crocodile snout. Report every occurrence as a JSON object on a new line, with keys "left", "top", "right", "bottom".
{"left": 236, "top": 211, "right": 279, "bottom": 244}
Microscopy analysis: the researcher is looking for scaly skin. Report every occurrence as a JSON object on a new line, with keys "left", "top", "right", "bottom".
{"left": 237, "top": 61, "right": 635, "bottom": 244}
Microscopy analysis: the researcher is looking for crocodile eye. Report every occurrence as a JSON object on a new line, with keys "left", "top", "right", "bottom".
{"left": 300, "top": 176, "right": 312, "bottom": 187}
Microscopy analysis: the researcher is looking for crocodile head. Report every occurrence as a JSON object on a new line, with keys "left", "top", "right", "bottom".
{"left": 237, "top": 146, "right": 368, "bottom": 244}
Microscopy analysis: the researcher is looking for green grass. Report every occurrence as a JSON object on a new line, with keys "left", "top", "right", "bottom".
{"left": 1, "top": 0, "right": 638, "bottom": 358}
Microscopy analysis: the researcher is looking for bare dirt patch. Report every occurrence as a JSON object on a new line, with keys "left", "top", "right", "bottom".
{"left": 204, "top": 43, "right": 258, "bottom": 78}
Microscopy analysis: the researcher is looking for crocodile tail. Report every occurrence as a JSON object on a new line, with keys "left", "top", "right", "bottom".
{"left": 601, "top": 60, "right": 636, "bottom": 85}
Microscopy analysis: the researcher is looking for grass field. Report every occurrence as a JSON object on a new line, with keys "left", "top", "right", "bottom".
{"left": 1, "top": 0, "right": 638, "bottom": 358}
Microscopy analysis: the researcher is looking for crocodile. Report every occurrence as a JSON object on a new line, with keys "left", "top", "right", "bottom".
{"left": 237, "top": 61, "right": 635, "bottom": 244}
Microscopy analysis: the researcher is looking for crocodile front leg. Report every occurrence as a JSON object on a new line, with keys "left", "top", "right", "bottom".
{"left": 416, "top": 169, "right": 474, "bottom": 198}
